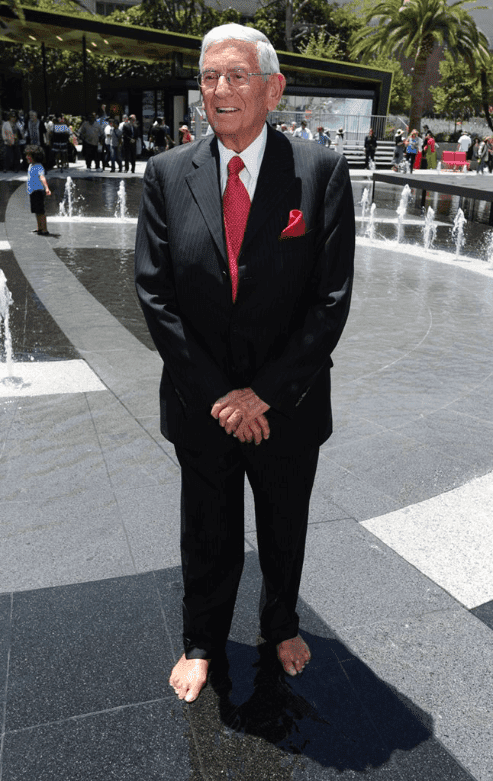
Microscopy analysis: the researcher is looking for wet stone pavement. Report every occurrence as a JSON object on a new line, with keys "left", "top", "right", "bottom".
{"left": 1, "top": 165, "right": 493, "bottom": 780}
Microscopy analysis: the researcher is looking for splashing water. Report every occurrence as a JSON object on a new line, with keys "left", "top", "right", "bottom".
{"left": 58, "top": 176, "right": 85, "bottom": 218}
{"left": 364, "top": 203, "right": 377, "bottom": 240}
{"left": 485, "top": 230, "right": 493, "bottom": 264}
{"left": 396, "top": 184, "right": 412, "bottom": 243}
{"left": 114, "top": 180, "right": 129, "bottom": 220}
{"left": 0, "top": 269, "right": 14, "bottom": 377}
{"left": 423, "top": 207, "right": 437, "bottom": 251}
{"left": 452, "top": 208, "right": 466, "bottom": 258}
{"left": 360, "top": 187, "right": 370, "bottom": 220}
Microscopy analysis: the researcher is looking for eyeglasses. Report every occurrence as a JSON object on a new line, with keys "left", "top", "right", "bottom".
{"left": 196, "top": 68, "right": 272, "bottom": 88}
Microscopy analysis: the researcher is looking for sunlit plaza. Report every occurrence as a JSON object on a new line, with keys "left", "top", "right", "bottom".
{"left": 0, "top": 154, "right": 492, "bottom": 779}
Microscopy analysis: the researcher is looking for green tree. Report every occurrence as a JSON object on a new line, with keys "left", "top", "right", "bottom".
{"left": 430, "top": 51, "right": 482, "bottom": 119}
{"left": 349, "top": 0, "right": 490, "bottom": 132}
{"left": 251, "top": 0, "right": 363, "bottom": 57}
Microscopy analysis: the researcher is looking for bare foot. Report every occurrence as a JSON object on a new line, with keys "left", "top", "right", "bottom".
{"left": 169, "top": 654, "right": 211, "bottom": 702}
{"left": 277, "top": 635, "right": 311, "bottom": 676}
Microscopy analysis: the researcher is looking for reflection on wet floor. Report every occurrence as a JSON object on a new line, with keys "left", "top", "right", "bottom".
{"left": 0, "top": 250, "right": 79, "bottom": 362}
{"left": 54, "top": 248, "right": 155, "bottom": 352}
{"left": 45, "top": 177, "right": 142, "bottom": 220}
{"left": 352, "top": 180, "right": 493, "bottom": 260}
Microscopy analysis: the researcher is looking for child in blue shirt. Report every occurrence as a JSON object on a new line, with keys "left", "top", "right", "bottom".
{"left": 26, "top": 146, "right": 51, "bottom": 235}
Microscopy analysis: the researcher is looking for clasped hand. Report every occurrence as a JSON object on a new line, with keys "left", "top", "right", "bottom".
{"left": 211, "top": 388, "right": 270, "bottom": 445}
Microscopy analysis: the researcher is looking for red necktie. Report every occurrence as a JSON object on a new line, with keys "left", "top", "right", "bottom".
{"left": 223, "top": 156, "right": 251, "bottom": 302}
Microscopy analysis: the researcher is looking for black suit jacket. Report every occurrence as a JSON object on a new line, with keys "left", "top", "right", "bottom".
{"left": 135, "top": 124, "right": 355, "bottom": 451}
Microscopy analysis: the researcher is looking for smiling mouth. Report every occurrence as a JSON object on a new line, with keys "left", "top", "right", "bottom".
{"left": 216, "top": 108, "right": 239, "bottom": 113}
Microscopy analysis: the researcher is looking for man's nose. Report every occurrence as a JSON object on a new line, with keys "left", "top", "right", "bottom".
{"left": 215, "top": 74, "right": 234, "bottom": 95}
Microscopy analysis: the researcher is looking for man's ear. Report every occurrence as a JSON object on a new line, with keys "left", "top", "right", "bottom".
{"left": 267, "top": 73, "right": 286, "bottom": 111}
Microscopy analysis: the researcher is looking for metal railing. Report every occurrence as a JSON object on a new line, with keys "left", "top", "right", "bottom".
{"left": 267, "top": 112, "right": 400, "bottom": 143}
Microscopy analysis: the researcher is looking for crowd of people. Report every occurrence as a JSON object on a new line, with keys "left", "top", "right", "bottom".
{"left": 0, "top": 106, "right": 196, "bottom": 174}
{"left": 271, "top": 120, "right": 346, "bottom": 154}
{"left": 3, "top": 106, "right": 493, "bottom": 176}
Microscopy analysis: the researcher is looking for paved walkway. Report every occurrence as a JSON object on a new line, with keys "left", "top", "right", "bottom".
{"left": 0, "top": 161, "right": 493, "bottom": 780}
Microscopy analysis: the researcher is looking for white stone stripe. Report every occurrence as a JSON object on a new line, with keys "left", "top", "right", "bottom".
{"left": 361, "top": 472, "right": 493, "bottom": 609}
{"left": 0, "top": 240, "right": 11, "bottom": 250}
{"left": 0, "top": 359, "right": 106, "bottom": 397}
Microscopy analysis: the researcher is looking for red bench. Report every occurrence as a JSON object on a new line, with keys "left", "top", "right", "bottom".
{"left": 441, "top": 151, "right": 470, "bottom": 171}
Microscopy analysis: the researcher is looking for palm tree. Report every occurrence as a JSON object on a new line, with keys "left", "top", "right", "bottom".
{"left": 350, "top": 0, "right": 490, "bottom": 132}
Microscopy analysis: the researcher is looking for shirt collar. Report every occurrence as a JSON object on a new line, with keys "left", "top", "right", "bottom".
{"left": 217, "top": 123, "right": 267, "bottom": 180}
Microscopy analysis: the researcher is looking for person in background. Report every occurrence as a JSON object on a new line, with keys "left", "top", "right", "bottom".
{"left": 293, "top": 120, "right": 313, "bottom": 140}
{"left": 16, "top": 110, "right": 28, "bottom": 170}
{"left": 2, "top": 112, "right": 20, "bottom": 173}
{"left": 457, "top": 130, "right": 471, "bottom": 156}
{"left": 107, "top": 119, "right": 123, "bottom": 172}
{"left": 315, "top": 126, "right": 330, "bottom": 146}
{"left": 334, "top": 127, "right": 345, "bottom": 155}
{"left": 25, "top": 145, "right": 51, "bottom": 235}
{"left": 477, "top": 136, "right": 489, "bottom": 175}
{"left": 179, "top": 124, "right": 193, "bottom": 144}
{"left": 422, "top": 131, "right": 437, "bottom": 169}
{"left": 78, "top": 113, "right": 103, "bottom": 171}
{"left": 51, "top": 115, "right": 71, "bottom": 169}
{"left": 364, "top": 128, "right": 377, "bottom": 168}
{"left": 405, "top": 129, "right": 419, "bottom": 173}
{"left": 122, "top": 114, "right": 139, "bottom": 172}
{"left": 487, "top": 136, "right": 493, "bottom": 173}
{"left": 391, "top": 129, "right": 405, "bottom": 170}
{"left": 470, "top": 136, "right": 480, "bottom": 169}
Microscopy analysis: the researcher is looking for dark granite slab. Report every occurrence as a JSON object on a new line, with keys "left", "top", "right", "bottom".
{"left": 0, "top": 553, "right": 477, "bottom": 780}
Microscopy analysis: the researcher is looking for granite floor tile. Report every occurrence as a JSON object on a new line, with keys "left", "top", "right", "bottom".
{"left": 2, "top": 699, "right": 190, "bottom": 781}
{"left": 314, "top": 457, "right": 404, "bottom": 521}
{"left": 341, "top": 609, "right": 493, "bottom": 781}
{"left": 470, "top": 599, "right": 493, "bottom": 631}
{"left": 395, "top": 408, "right": 493, "bottom": 469}
{"left": 321, "top": 433, "right": 480, "bottom": 507}
{"left": 295, "top": 520, "right": 458, "bottom": 634}
{"left": 0, "top": 493, "right": 135, "bottom": 593}
{"left": 114, "top": 484, "right": 183, "bottom": 571}
{"left": 5, "top": 574, "right": 174, "bottom": 731}
{"left": 0, "top": 592, "right": 12, "bottom": 714}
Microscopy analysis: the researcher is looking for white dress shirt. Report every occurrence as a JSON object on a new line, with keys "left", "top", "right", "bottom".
{"left": 217, "top": 123, "right": 268, "bottom": 200}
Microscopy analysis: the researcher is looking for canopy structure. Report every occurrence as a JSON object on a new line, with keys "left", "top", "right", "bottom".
{"left": 0, "top": 3, "right": 393, "bottom": 115}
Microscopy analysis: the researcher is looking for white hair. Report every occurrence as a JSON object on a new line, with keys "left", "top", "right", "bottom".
{"left": 199, "top": 23, "right": 280, "bottom": 79}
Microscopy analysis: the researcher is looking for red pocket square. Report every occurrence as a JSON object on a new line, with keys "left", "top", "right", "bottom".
{"left": 280, "top": 209, "right": 306, "bottom": 239}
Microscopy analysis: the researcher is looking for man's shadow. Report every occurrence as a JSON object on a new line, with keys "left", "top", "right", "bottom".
{"left": 203, "top": 631, "right": 432, "bottom": 773}
{"left": 182, "top": 552, "right": 435, "bottom": 776}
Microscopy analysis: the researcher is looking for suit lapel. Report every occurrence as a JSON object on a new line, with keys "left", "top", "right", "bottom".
{"left": 242, "top": 125, "right": 297, "bottom": 252}
{"left": 184, "top": 127, "right": 297, "bottom": 270}
{"left": 185, "top": 137, "right": 226, "bottom": 262}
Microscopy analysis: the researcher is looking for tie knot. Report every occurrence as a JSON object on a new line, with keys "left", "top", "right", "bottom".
{"left": 228, "top": 156, "right": 245, "bottom": 176}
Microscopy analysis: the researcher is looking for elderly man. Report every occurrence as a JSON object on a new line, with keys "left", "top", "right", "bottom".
{"left": 135, "top": 23, "right": 354, "bottom": 703}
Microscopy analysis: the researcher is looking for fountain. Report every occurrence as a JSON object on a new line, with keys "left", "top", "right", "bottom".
{"left": 51, "top": 177, "right": 136, "bottom": 226}
{"left": 396, "top": 184, "right": 412, "bottom": 243}
{"left": 114, "top": 180, "right": 128, "bottom": 220}
{"left": 485, "top": 230, "right": 493, "bottom": 264}
{"left": 364, "top": 203, "right": 377, "bottom": 240}
{"left": 0, "top": 270, "right": 13, "bottom": 379}
{"left": 423, "top": 207, "right": 437, "bottom": 251}
{"left": 452, "top": 208, "right": 466, "bottom": 258}
{"left": 58, "top": 176, "right": 85, "bottom": 218}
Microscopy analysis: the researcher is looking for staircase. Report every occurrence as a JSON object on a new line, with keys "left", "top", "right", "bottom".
{"left": 339, "top": 140, "right": 396, "bottom": 168}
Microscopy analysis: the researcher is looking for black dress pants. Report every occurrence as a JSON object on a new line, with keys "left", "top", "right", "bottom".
{"left": 174, "top": 439, "right": 319, "bottom": 660}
